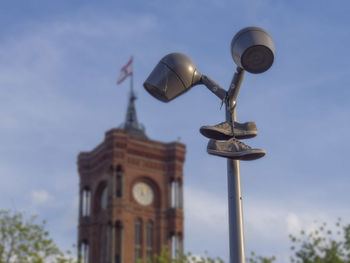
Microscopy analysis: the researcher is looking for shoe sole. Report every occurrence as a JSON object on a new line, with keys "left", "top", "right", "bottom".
{"left": 200, "top": 128, "right": 257, "bottom": 140}
{"left": 207, "top": 149, "right": 266, "bottom": 161}
{"left": 234, "top": 131, "right": 258, "bottom": 140}
{"left": 200, "top": 129, "right": 233, "bottom": 140}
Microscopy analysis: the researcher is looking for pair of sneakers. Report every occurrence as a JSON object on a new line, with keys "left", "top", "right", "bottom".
{"left": 200, "top": 121, "right": 266, "bottom": 161}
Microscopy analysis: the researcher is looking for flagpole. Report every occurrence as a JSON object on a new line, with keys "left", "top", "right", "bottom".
{"left": 130, "top": 56, "right": 134, "bottom": 95}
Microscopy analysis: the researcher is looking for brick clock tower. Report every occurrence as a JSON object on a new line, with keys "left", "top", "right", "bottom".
{"left": 77, "top": 89, "right": 185, "bottom": 263}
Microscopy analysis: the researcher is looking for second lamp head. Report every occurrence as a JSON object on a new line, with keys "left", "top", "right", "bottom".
{"left": 231, "top": 26, "right": 274, "bottom": 74}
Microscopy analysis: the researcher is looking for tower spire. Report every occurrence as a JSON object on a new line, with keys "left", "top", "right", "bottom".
{"left": 121, "top": 60, "right": 146, "bottom": 138}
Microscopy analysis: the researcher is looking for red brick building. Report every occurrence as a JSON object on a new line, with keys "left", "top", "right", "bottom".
{"left": 77, "top": 90, "right": 185, "bottom": 263}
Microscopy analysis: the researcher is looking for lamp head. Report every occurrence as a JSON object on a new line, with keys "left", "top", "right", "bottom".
{"left": 231, "top": 27, "right": 274, "bottom": 74}
{"left": 143, "top": 53, "right": 202, "bottom": 102}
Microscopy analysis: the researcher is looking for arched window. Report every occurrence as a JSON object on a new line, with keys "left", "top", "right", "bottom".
{"left": 115, "top": 221, "right": 123, "bottom": 263}
{"left": 94, "top": 182, "right": 108, "bottom": 213}
{"left": 170, "top": 181, "right": 183, "bottom": 209}
{"left": 171, "top": 181, "right": 176, "bottom": 208}
{"left": 134, "top": 219, "right": 142, "bottom": 263}
{"left": 100, "top": 224, "right": 111, "bottom": 263}
{"left": 171, "top": 234, "right": 183, "bottom": 259}
{"left": 101, "top": 186, "right": 108, "bottom": 210}
{"left": 81, "top": 188, "right": 91, "bottom": 217}
{"left": 171, "top": 235, "right": 176, "bottom": 258}
{"left": 179, "top": 182, "right": 183, "bottom": 209}
{"left": 146, "top": 220, "right": 153, "bottom": 259}
{"left": 116, "top": 165, "right": 124, "bottom": 198}
{"left": 80, "top": 241, "right": 89, "bottom": 263}
{"left": 171, "top": 180, "right": 182, "bottom": 209}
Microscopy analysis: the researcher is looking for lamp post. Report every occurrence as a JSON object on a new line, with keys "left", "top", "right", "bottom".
{"left": 144, "top": 27, "right": 274, "bottom": 263}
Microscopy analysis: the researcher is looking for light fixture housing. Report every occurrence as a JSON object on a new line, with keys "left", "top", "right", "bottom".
{"left": 231, "top": 27, "right": 274, "bottom": 74}
{"left": 143, "top": 53, "right": 202, "bottom": 102}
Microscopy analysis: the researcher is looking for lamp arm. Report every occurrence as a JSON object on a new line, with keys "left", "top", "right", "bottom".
{"left": 227, "top": 67, "right": 245, "bottom": 107}
{"left": 200, "top": 75, "right": 227, "bottom": 101}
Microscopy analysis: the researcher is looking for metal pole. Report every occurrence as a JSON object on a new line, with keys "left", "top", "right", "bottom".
{"left": 226, "top": 68, "right": 245, "bottom": 263}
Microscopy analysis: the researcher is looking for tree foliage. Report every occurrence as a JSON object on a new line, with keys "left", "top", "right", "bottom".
{"left": 4, "top": 208, "right": 350, "bottom": 263}
{"left": 289, "top": 218, "right": 350, "bottom": 263}
{"left": 247, "top": 218, "right": 350, "bottom": 263}
{"left": 142, "top": 246, "right": 224, "bottom": 263}
{"left": 0, "top": 210, "right": 75, "bottom": 263}
{"left": 247, "top": 251, "right": 276, "bottom": 263}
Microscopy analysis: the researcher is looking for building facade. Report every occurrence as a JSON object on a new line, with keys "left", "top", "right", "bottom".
{"left": 77, "top": 90, "right": 185, "bottom": 263}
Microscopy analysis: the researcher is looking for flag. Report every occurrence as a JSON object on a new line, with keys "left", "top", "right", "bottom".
{"left": 117, "top": 57, "right": 133, "bottom": 85}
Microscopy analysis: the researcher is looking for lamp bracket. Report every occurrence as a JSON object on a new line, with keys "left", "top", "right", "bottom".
{"left": 200, "top": 75, "right": 227, "bottom": 101}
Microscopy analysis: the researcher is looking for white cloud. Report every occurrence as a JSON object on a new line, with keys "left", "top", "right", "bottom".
{"left": 184, "top": 185, "right": 350, "bottom": 260}
{"left": 31, "top": 190, "right": 52, "bottom": 206}
{"left": 286, "top": 212, "right": 301, "bottom": 235}
{"left": 184, "top": 185, "right": 228, "bottom": 258}
{"left": 60, "top": 195, "right": 79, "bottom": 231}
{"left": 185, "top": 185, "right": 227, "bottom": 231}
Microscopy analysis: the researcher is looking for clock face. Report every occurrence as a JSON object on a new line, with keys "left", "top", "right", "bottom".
{"left": 132, "top": 182, "right": 154, "bottom": 206}
{"left": 101, "top": 186, "right": 108, "bottom": 210}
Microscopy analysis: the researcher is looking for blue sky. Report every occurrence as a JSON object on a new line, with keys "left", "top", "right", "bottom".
{"left": 1, "top": 0, "right": 350, "bottom": 261}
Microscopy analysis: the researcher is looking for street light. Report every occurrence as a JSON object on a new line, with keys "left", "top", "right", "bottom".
{"left": 144, "top": 26, "right": 274, "bottom": 263}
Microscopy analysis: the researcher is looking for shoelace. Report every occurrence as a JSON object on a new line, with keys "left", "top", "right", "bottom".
{"left": 232, "top": 138, "right": 251, "bottom": 149}
{"left": 217, "top": 121, "right": 233, "bottom": 131}
{"left": 216, "top": 121, "right": 228, "bottom": 127}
